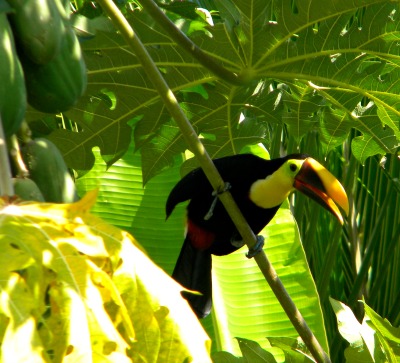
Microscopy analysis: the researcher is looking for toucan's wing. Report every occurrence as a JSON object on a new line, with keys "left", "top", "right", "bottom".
{"left": 166, "top": 167, "right": 209, "bottom": 218}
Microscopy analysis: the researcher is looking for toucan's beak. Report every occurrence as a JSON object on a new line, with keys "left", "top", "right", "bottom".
{"left": 294, "top": 158, "right": 349, "bottom": 224}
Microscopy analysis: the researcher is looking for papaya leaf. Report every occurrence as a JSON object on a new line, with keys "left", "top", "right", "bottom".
{"left": 27, "top": 0, "right": 400, "bottom": 181}
{"left": 0, "top": 272, "right": 47, "bottom": 363}
{"left": 320, "top": 106, "right": 353, "bottom": 154}
{"left": 138, "top": 83, "right": 271, "bottom": 183}
{"left": 281, "top": 83, "right": 325, "bottom": 141}
{"left": 0, "top": 192, "right": 211, "bottom": 363}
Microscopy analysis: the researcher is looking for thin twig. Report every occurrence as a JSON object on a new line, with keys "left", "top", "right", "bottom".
{"left": 97, "top": 1, "right": 331, "bottom": 361}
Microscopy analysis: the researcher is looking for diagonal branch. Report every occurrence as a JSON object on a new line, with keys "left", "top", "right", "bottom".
{"left": 138, "top": 0, "right": 243, "bottom": 86}
{"left": 97, "top": 1, "right": 331, "bottom": 362}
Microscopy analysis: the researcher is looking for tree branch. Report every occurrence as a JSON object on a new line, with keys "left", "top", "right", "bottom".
{"left": 138, "top": 0, "right": 243, "bottom": 86}
{"left": 97, "top": 1, "right": 331, "bottom": 362}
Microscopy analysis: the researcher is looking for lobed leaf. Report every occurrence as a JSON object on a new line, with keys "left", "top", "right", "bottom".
{"left": 0, "top": 192, "right": 211, "bottom": 362}
{"left": 25, "top": 0, "right": 400, "bottom": 181}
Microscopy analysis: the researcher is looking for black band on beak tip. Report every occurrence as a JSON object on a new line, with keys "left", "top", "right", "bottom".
{"left": 294, "top": 158, "right": 349, "bottom": 223}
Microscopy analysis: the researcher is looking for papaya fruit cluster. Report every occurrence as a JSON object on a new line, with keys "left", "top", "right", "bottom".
{"left": 1, "top": 0, "right": 85, "bottom": 203}
{"left": 13, "top": 138, "right": 80, "bottom": 203}
{"left": 0, "top": 0, "right": 87, "bottom": 137}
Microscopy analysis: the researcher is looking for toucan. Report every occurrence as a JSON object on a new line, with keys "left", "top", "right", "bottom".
{"left": 166, "top": 153, "right": 349, "bottom": 318}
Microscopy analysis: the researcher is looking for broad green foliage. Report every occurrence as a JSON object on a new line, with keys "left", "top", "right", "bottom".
{"left": 29, "top": 0, "right": 400, "bottom": 183}
{"left": 0, "top": 192, "right": 211, "bottom": 363}
{"left": 211, "top": 207, "right": 328, "bottom": 355}
{"left": 212, "top": 337, "right": 316, "bottom": 362}
{"left": 330, "top": 298, "right": 400, "bottom": 362}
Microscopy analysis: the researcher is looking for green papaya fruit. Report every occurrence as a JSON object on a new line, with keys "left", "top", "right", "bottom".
{"left": 6, "top": 0, "right": 64, "bottom": 64}
{"left": 12, "top": 178, "right": 45, "bottom": 202}
{"left": 0, "top": 12, "right": 27, "bottom": 136}
{"left": 20, "top": 26, "right": 87, "bottom": 114}
{"left": 21, "top": 138, "right": 79, "bottom": 203}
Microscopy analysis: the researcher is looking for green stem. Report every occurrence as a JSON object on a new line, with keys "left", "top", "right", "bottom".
{"left": 97, "top": 1, "right": 331, "bottom": 362}
{"left": 0, "top": 115, "right": 14, "bottom": 197}
{"left": 8, "top": 134, "right": 29, "bottom": 178}
{"left": 138, "top": 0, "right": 243, "bottom": 86}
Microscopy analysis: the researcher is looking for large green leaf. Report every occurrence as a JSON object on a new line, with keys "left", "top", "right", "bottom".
{"left": 211, "top": 205, "right": 328, "bottom": 356}
{"left": 74, "top": 144, "right": 185, "bottom": 272}
{"left": 26, "top": 0, "right": 400, "bottom": 180}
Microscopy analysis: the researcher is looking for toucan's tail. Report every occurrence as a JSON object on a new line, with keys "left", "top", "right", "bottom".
{"left": 172, "top": 236, "right": 212, "bottom": 318}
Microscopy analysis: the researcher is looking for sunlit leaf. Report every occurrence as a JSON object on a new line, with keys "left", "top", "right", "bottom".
{"left": 329, "top": 298, "right": 377, "bottom": 363}
{"left": 0, "top": 192, "right": 211, "bottom": 362}
{"left": 363, "top": 301, "right": 400, "bottom": 361}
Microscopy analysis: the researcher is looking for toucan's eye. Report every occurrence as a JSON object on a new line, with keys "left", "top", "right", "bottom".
{"left": 289, "top": 163, "right": 297, "bottom": 172}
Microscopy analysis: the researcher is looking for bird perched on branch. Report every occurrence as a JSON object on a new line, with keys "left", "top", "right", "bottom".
{"left": 166, "top": 153, "right": 349, "bottom": 318}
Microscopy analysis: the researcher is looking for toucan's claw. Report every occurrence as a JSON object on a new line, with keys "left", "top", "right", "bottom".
{"left": 204, "top": 182, "right": 232, "bottom": 220}
{"left": 246, "top": 235, "right": 265, "bottom": 258}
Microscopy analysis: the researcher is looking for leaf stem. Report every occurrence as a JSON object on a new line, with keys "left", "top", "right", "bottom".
{"left": 138, "top": 0, "right": 243, "bottom": 86}
{"left": 8, "top": 134, "right": 29, "bottom": 178}
{"left": 97, "top": 1, "right": 331, "bottom": 362}
{"left": 0, "top": 115, "right": 14, "bottom": 197}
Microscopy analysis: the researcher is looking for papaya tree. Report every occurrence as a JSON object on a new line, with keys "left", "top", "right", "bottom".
{"left": 0, "top": 0, "right": 399, "bottom": 362}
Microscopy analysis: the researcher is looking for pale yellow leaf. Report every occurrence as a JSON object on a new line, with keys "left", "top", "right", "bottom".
{"left": 0, "top": 191, "right": 211, "bottom": 362}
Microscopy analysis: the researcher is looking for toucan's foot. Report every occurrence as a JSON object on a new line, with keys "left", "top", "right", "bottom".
{"left": 204, "top": 182, "right": 232, "bottom": 220}
{"left": 246, "top": 235, "right": 265, "bottom": 258}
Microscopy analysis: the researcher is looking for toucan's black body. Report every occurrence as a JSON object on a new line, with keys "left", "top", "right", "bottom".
{"left": 167, "top": 153, "right": 348, "bottom": 318}
{"left": 167, "top": 154, "right": 308, "bottom": 254}
{"left": 166, "top": 153, "right": 308, "bottom": 317}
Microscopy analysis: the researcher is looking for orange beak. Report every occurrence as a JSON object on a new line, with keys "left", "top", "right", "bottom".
{"left": 294, "top": 158, "right": 349, "bottom": 224}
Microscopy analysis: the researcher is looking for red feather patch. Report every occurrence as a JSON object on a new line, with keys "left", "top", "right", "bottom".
{"left": 186, "top": 219, "right": 216, "bottom": 250}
